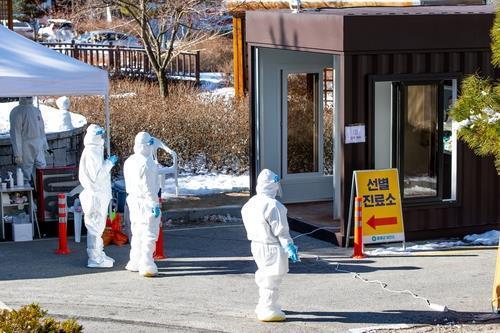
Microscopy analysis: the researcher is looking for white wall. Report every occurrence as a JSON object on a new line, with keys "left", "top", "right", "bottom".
{"left": 374, "top": 81, "right": 393, "bottom": 169}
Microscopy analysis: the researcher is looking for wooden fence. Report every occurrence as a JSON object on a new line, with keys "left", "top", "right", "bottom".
{"left": 0, "top": 0, "right": 13, "bottom": 29}
{"left": 42, "top": 41, "right": 201, "bottom": 85}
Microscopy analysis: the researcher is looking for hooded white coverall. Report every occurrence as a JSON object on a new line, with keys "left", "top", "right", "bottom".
{"left": 79, "top": 124, "right": 115, "bottom": 268}
{"left": 9, "top": 97, "right": 48, "bottom": 181}
{"left": 241, "top": 169, "right": 295, "bottom": 322}
{"left": 124, "top": 132, "right": 161, "bottom": 277}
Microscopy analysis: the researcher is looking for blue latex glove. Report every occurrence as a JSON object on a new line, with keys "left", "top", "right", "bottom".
{"left": 147, "top": 137, "right": 155, "bottom": 146}
{"left": 95, "top": 128, "right": 105, "bottom": 137}
{"left": 152, "top": 206, "right": 161, "bottom": 218}
{"left": 108, "top": 155, "right": 118, "bottom": 166}
{"left": 286, "top": 244, "right": 300, "bottom": 263}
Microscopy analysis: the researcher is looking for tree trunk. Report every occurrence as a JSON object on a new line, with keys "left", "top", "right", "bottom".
{"left": 158, "top": 69, "right": 168, "bottom": 98}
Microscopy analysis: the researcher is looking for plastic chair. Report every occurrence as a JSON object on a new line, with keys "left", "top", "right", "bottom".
{"left": 152, "top": 138, "right": 178, "bottom": 196}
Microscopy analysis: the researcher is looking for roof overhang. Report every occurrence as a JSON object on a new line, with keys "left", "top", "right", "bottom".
{"left": 246, "top": 5, "right": 495, "bottom": 53}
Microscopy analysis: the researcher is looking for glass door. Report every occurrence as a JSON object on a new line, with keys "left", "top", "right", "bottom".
{"left": 280, "top": 68, "right": 333, "bottom": 203}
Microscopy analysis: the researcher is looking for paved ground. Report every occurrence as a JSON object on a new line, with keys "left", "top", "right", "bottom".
{"left": 163, "top": 192, "right": 249, "bottom": 210}
{"left": 0, "top": 222, "right": 499, "bottom": 333}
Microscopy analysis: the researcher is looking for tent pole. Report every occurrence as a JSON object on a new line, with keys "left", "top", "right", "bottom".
{"left": 105, "top": 94, "right": 111, "bottom": 157}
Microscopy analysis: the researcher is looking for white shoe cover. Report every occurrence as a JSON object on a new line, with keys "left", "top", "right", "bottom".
{"left": 256, "top": 309, "right": 286, "bottom": 322}
{"left": 87, "top": 256, "right": 114, "bottom": 268}
{"left": 125, "top": 261, "right": 139, "bottom": 272}
{"left": 139, "top": 266, "right": 158, "bottom": 277}
{"left": 103, "top": 253, "right": 115, "bottom": 263}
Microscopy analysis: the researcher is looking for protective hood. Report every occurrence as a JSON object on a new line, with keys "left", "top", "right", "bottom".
{"left": 84, "top": 124, "right": 105, "bottom": 146}
{"left": 256, "top": 169, "right": 282, "bottom": 198}
{"left": 133, "top": 132, "right": 153, "bottom": 157}
{"left": 19, "top": 97, "right": 33, "bottom": 106}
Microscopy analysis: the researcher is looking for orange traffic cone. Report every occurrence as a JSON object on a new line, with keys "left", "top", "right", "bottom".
{"left": 55, "top": 193, "right": 70, "bottom": 255}
{"left": 154, "top": 198, "right": 166, "bottom": 260}
{"left": 153, "top": 224, "right": 167, "bottom": 260}
{"left": 352, "top": 197, "right": 365, "bottom": 259}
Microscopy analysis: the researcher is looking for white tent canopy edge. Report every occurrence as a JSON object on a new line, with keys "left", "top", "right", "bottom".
{"left": 0, "top": 25, "right": 111, "bottom": 155}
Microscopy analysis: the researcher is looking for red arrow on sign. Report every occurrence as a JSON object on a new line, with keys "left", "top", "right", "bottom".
{"left": 366, "top": 216, "right": 398, "bottom": 230}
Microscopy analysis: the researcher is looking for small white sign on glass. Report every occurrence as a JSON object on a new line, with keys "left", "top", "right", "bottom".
{"left": 345, "top": 124, "right": 366, "bottom": 144}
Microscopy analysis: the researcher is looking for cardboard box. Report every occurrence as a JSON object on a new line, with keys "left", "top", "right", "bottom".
{"left": 12, "top": 223, "right": 32, "bottom": 242}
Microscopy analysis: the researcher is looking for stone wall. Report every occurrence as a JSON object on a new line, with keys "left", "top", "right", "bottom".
{"left": 0, "top": 127, "right": 85, "bottom": 177}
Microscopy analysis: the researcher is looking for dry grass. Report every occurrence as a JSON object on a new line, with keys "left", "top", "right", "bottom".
{"left": 71, "top": 80, "right": 249, "bottom": 174}
{"left": 196, "top": 36, "right": 233, "bottom": 74}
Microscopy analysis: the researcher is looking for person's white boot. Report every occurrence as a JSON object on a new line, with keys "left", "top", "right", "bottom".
{"left": 102, "top": 252, "right": 115, "bottom": 263}
{"left": 87, "top": 254, "right": 114, "bottom": 268}
{"left": 256, "top": 308, "right": 286, "bottom": 322}
{"left": 125, "top": 261, "right": 139, "bottom": 272}
{"left": 139, "top": 263, "right": 158, "bottom": 277}
{"left": 87, "top": 248, "right": 113, "bottom": 268}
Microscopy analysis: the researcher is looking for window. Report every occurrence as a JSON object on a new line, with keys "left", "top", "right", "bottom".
{"left": 286, "top": 73, "right": 319, "bottom": 174}
{"left": 374, "top": 78, "right": 457, "bottom": 203}
{"left": 397, "top": 83, "right": 441, "bottom": 198}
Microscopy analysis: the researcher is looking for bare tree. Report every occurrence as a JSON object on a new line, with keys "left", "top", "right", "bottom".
{"left": 85, "top": 0, "right": 222, "bottom": 97}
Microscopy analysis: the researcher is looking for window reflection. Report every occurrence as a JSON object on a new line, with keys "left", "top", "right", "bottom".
{"left": 403, "top": 84, "right": 438, "bottom": 198}
{"left": 287, "top": 73, "right": 319, "bottom": 174}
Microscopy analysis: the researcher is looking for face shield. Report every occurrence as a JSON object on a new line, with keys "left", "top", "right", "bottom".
{"left": 273, "top": 174, "right": 283, "bottom": 198}
{"left": 95, "top": 128, "right": 105, "bottom": 138}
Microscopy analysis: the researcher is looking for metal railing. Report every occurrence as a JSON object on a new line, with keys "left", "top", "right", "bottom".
{"left": 42, "top": 41, "right": 201, "bottom": 85}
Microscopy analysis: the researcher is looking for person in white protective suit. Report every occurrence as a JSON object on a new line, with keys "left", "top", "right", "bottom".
{"left": 79, "top": 124, "right": 118, "bottom": 268}
{"left": 241, "top": 169, "right": 300, "bottom": 322}
{"left": 124, "top": 132, "right": 162, "bottom": 277}
{"left": 9, "top": 97, "right": 50, "bottom": 181}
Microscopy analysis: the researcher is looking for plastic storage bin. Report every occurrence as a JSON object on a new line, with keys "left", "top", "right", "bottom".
{"left": 12, "top": 223, "right": 32, "bottom": 241}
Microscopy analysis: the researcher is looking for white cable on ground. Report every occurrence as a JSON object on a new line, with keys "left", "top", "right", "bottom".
{"left": 292, "top": 227, "right": 449, "bottom": 312}
{"left": 330, "top": 262, "right": 448, "bottom": 312}
{"left": 292, "top": 227, "right": 339, "bottom": 240}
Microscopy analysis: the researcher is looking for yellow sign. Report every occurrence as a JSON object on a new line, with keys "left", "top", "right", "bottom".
{"left": 354, "top": 169, "right": 405, "bottom": 244}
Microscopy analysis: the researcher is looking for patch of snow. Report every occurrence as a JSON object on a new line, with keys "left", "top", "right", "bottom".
{"left": 199, "top": 72, "right": 227, "bottom": 90}
{"left": 0, "top": 102, "right": 87, "bottom": 139}
{"left": 403, "top": 185, "right": 436, "bottom": 197}
{"left": 199, "top": 87, "right": 235, "bottom": 102}
{"left": 161, "top": 173, "right": 249, "bottom": 197}
{"left": 202, "top": 214, "right": 242, "bottom": 224}
{"left": 464, "top": 230, "right": 500, "bottom": 246}
{"left": 110, "top": 92, "right": 137, "bottom": 99}
{"left": 405, "top": 175, "right": 437, "bottom": 183}
{"left": 365, "top": 230, "right": 499, "bottom": 256}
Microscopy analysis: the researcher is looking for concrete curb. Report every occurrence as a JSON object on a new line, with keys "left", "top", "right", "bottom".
{"left": 165, "top": 205, "right": 242, "bottom": 221}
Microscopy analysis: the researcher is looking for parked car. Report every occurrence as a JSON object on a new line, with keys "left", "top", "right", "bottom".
{"left": 76, "top": 30, "right": 142, "bottom": 47}
{"left": 0, "top": 19, "right": 34, "bottom": 39}
{"left": 38, "top": 19, "right": 75, "bottom": 42}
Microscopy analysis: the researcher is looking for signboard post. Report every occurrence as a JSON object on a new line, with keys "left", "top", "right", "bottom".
{"left": 346, "top": 169, "right": 405, "bottom": 248}
{"left": 492, "top": 243, "right": 500, "bottom": 313}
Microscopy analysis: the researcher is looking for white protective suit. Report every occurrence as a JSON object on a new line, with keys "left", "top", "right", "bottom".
{"left": 9, "top": 97, "right": 48, "bottom": 181}
{"left": 241, "top": 169, "right": 295, "bottom": 322}
{"left": 79, "top": 124, "right": 115, "bottom": 268}
{"left": 124, "top": 132, "right": 161, "bottom": 277}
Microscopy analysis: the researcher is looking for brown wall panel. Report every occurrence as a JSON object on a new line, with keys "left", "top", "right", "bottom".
{"left": 344, "top": 49, "right": 500, "bottom": 240}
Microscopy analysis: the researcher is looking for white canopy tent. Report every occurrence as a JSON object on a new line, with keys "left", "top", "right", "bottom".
{"left": 0, "top": 25, "right": 111, "bottom": 154}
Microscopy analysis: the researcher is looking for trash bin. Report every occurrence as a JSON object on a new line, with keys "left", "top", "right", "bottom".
{"left": 112, "top": 180, "right": 127, "bottom": 213}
